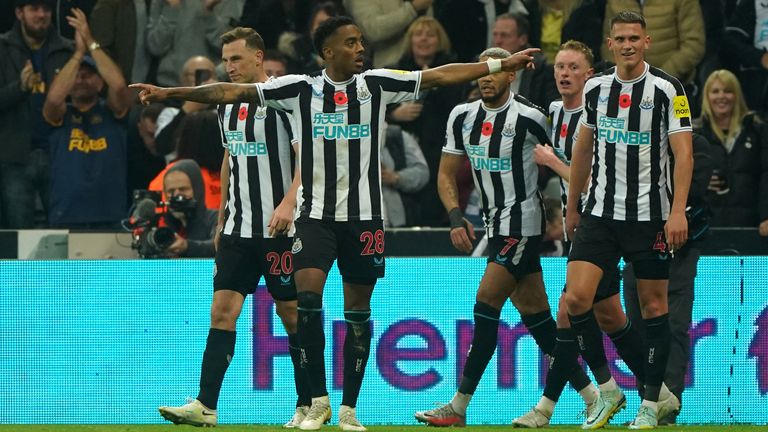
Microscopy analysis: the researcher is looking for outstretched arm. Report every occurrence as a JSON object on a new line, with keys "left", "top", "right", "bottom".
{"left": 420, "top": 48, "right": 539, "bottom": 90}
{"left": 131, "top": 82, "right": 260, "bottom": 106}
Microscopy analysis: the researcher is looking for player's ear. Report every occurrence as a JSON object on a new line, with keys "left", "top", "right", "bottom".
{"left": 586, "top": 68, "right": 595, "bottom": 79}
{"left": 508, "top": 71, "right": 516, "bottom": 83}
{"left": 322, "top": 45, "right": 333, "bottom": 61}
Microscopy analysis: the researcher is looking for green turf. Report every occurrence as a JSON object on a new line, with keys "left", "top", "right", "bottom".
{"left": 0, "top": 425, "right": 765, "bottom": 432}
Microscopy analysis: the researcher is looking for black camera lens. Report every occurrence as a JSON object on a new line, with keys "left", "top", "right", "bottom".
{"left": 148, "top": 227, "right": 176, "bottom": 250}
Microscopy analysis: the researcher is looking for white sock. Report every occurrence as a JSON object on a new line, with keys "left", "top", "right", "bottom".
{"left": 641, "top": 400, "right": 658, "bottom": 412}
{"left": 579, "top": 383, "right": 599, "bottom": 405}
{"left": 450, "top": 392, "right": 472, "bottom": 416}
{"left": 598, "top": 377, "right": 619, "bottom": 392}
{"left": 535, "top": 396, "right": 555, "bottom": 418}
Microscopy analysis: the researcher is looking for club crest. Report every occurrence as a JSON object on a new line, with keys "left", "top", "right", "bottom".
{"left": 254, "top": 106, "right": 268, "bottom": 119}
{"left": 502, "top": 123, "right": 515, "bottom": 138}
{"left": 639, "top": 96, "right": 655, "bottom": 110}
{"left": 291, "top": 238, "right": 303, "bottom": 254}
{"left": 357, "top": 84, "right": 372, "bottom": 102}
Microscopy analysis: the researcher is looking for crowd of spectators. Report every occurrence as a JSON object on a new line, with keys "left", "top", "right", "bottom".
{"left": 0, "top": 0, "right": 766, "bottom": 242}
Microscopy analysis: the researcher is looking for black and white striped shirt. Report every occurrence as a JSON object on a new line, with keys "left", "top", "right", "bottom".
{"left": 218, "top": 102, "right": 295, "bottom": 238}
{"left": 581, "top": 62, "right": 692, "bottom": 221}
{"left": 443, "top": 93, "right": 549, "bottom": 238}
{"left": 549, "top": 100, "right": 584, "bottom": 217}
{"left": 253, "top": 69, "right": 422, "bottom": 222}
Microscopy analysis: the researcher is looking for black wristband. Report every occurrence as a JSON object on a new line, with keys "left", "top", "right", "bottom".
{"left": 448, "top": 207, "right": 465, "bottom": 229}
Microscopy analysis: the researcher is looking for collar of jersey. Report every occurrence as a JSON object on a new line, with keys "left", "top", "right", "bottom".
{"left": 615, "top": 61, "right": 649, "bottom": 85}
{"left": 564, "top": 104, "right": 583, "bottom": 114}
{"left": 322, "top": 69, "right": 356, "bottom": 86}
{"left": 482, "top": 91, "right": 513, "bottom": 112}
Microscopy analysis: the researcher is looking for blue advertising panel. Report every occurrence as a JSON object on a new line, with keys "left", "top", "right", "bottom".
{"left": 0, "top": 257, "right": 766, "bottom": 425}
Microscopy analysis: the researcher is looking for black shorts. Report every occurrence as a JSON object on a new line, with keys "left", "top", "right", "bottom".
{"left": 213, "top": 234, "right": 296, "bottom": 301}
{"left": 486, "top": 235, "right": 543, "bottom": 281}
{"left": 292, "top": 216, "right": 385, "bottom": 284}
{"left": 568, "top": 215, "right": 670, "bottom": 280}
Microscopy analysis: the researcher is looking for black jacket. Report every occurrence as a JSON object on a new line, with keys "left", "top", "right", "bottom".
{"left": 694, "top": 114, "right": 768, "bottom": 227}
{"left": 0, "top": 22, "right": 72, "bottom": 163}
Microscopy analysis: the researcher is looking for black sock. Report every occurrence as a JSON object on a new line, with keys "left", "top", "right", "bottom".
{"left": 197, "top": 328, "right": 236, "bottom": 410}
{"left": 288, "top": 333, "right": 311, "bottom": 407}
{"left": 644, "top": 314, "right": 670, "bottom": 402}
{"left": 458, "top": 302, "right": 501, "bottom": 395}
{"left": 341, "top": 310, "right": 372, "bottom": 408}
{"left": 521, "top": 310, "right": 556, "bottom": 355}
{"left": 569, "top": 309, "right": 611, "bottom": 384}
{"left": 608, "top": 319, "right": 647, "bottom": 383}
{"left": 544, "top": 328, "right": 588, "bottom": 401}
{"left": 297, "top": 291, "right": 327, "bottom": 398}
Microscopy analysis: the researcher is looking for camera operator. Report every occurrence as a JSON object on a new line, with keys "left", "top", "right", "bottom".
{"left": 162, "top": 159, "right": 217, "bottom": 257}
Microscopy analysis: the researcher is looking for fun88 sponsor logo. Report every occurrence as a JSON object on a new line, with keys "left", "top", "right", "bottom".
{"left": 312, "top": 113, "right": 371, "bottom": 140}
{"left": 225, "top": 131, "right": 268, "bottom": 156}
{"left": 466, "top": 145, "right": 511, "bottom": 171}
{"left": 597, "top": 115, "right": 650, "bottom": 145}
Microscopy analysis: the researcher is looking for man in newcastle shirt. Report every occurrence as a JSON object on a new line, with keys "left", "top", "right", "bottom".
{"left": 564, "top": 11, "right": 693, "bottom": 429}
{"left": 413, "top": 46, "right": 592, "bottom": 427}
{"left": 516, "top": 40, "right": 680, "bottom": 429}
{"left": 156, "top": 28, "right": 307, "bottom": 428}
{"left": 132, "top": 16, "right": 538, "bottom": 430}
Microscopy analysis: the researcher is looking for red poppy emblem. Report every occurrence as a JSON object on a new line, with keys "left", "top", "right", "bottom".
{"left": 560, "top": 123, "right": 568, "bottom": 138}
{"left": 481, "top": 122, "right": 493, "bottom": 136}
{"left": 619, "top": 94, "right": 632, "bottom": 109}
{"left": 334, "top": 91, "right": 348, "bottom": 105}
{"left": 238, "top": 106, "right": 248, "bottom": 120}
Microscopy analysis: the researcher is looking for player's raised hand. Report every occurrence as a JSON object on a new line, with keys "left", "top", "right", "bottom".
{"left": 130, "top": 83, "right": 168, "bottom": 105}
{"left": 501, "top": 47, "right": 540, "bottom": 72}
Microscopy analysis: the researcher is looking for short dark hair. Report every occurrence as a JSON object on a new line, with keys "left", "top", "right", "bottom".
{"left": 609, "top": 10, "right": 646, "bottom": 30}
{"left": 496, "top": 12, "right": 530, "bottom": 37}
{"left": 558, "top": 40, "right": 594, "bottom": 67}
{"left": 220, "top": 27, "right": 266, "bottom": 52}
{"left": 312, "top": 15, "right": 356, "bottom": 59}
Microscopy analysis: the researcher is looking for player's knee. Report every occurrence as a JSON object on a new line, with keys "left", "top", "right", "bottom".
{"left": 210, "top": 304, "right": 238, "bottom": 330}
{"left": 275, "top": 301, "right": 298, "bottom": 332}
{"left": 564, "top": 288, "right": 590, "bottom": 314}
{"left": 594, "top": 308, "right": 625, "bottom": 333}
{"left": 640, "top": 301, "right": 665, "bottom": 319}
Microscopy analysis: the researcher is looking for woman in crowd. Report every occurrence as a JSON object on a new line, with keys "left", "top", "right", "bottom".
{"left": 387, "top": 16, "right": 464, "bottom": 226}
{"left": 694, "top": 69, "right": 768, "bottom": 235}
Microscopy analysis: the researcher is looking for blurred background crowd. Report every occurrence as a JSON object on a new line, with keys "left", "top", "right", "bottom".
{"left": 1, "top": 0, "right": 766, "bottom": 249}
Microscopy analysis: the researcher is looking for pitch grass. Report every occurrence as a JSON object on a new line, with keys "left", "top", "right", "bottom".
{"left": 0, "top": 426, "right": 765, "bottom": 432}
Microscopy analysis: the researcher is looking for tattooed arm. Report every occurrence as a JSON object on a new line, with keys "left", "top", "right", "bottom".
{"left": 130, "top": 82, "right": 260, "bottom": 105}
